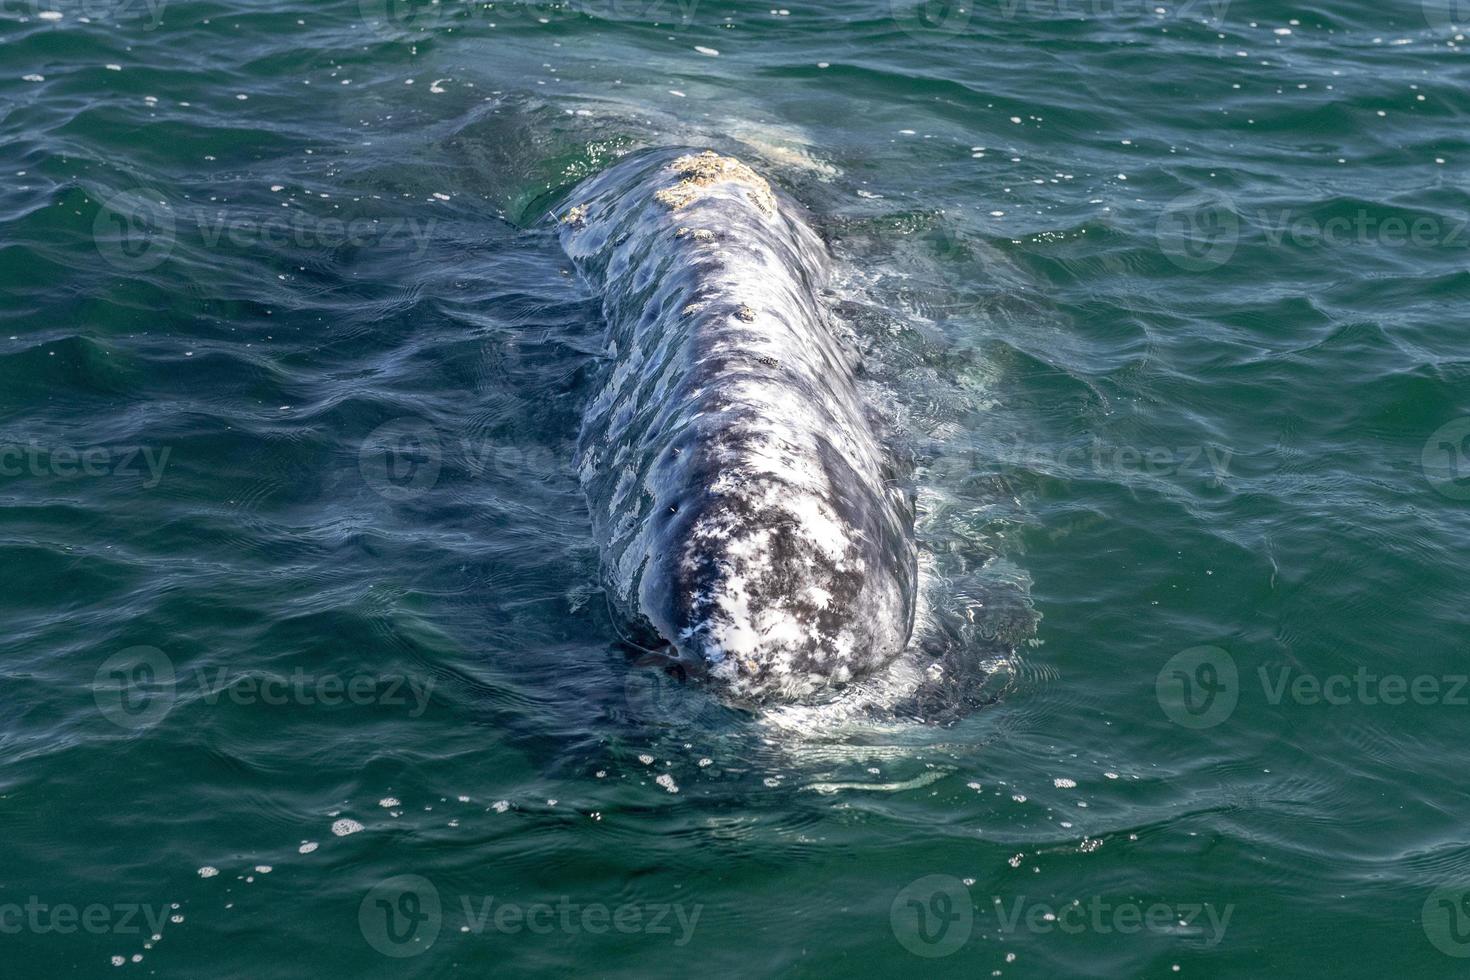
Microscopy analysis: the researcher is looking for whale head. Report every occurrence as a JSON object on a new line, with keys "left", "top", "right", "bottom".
{"left": 560, "top": 147, "right": 918, "bottom": 706}
{"left": 634, "top": 421, "right": 917, "bottom": 705}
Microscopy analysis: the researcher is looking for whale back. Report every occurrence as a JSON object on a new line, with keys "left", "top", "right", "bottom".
{"left": 559, "top": 148, "right": 917, "bottom": 704}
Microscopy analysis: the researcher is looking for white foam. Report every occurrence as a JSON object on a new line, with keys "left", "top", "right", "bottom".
{"left": 330, "top": 818, "right": 364, "bottom": 836}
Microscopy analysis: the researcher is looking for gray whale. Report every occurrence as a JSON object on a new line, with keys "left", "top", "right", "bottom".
{"left": 559, "top": 148, "right": 917, "bottom": 705}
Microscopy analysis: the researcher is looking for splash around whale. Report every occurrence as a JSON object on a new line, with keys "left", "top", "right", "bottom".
{"left": 558, "top": 148, "right": 917, "bottom": 706}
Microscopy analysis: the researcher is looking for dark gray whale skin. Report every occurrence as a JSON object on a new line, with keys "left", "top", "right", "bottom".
{"left": 558, "top": 148, "right": 916, "bottom": 705}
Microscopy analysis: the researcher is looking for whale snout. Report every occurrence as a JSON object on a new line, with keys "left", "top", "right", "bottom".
{"left": 642, "top": 478, "right": 911, "bottom": 704}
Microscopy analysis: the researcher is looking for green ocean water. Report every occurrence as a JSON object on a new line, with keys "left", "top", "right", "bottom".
{"left": 4, "top": 0, "right": 1470, "bottom": 975}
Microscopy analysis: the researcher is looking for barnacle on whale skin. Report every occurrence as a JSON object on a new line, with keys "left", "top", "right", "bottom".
{"left": 561, "top": 203, "right": 588, "bottom": 227}
{"left": 654, "top": 150, "right": 778, "bottom": 217}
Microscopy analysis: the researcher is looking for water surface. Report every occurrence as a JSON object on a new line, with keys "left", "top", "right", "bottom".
{"left": 3, "top": 0, "right": 1470, "bottom": 975}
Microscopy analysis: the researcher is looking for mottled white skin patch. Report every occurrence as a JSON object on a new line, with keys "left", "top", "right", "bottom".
{"left": 561, "top": 148, "right": 917, "bottom": 705}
